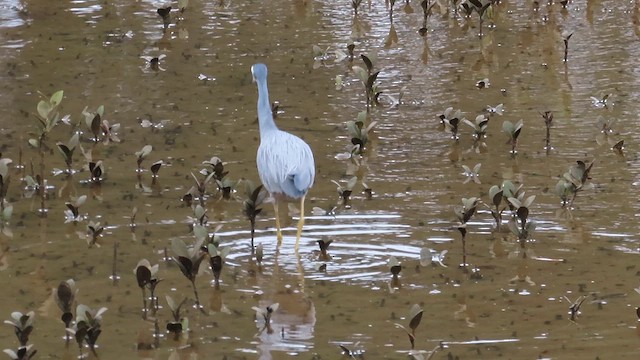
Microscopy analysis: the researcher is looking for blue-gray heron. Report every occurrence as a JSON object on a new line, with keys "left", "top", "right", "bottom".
{"left": 251, "top": 63, "right": 315, "bottom": 252}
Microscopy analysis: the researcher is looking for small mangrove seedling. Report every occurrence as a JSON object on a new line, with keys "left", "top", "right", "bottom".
{"left": 206, "top": 236, "right": 230, "bottom": 290}
{"left": 100, "top": 117, "right": 120, "bottom": 144}
{"left": 352, "top": 55, "right": 381, "bottom": 111}
{"left": 331, "top": 176, "right": 358, "bottom": 208}
{"left": 165, "top": 295, "right": 188, "bottom": 340}
{"left": 612, "top": 139, "right": 625, "bottom": 156}
{"left": 476, "top": 78, "right": 490, "bottom": 89}
{"left": 2, "top": 345, "right": 36, "bottom": 360}
{"left": 437, "top": 107, "right": 463, "bottom": 140}
{"left": 419, "top": 0, "right": 437, "bottom": 34}
{"left": 469, "top": 0, "right": 494, "bottom": 37}
{"left": 150, "top": 160, "right": 163, "bottom": 179}
{"left": 243, "top": 181, "right": 267, "bottom": 252}
{"left": 463, "top": 114, "right": 489, "bottom": 140}
{"left": 389, "top": 256, "right": 402, "bottom": 289}
{"left": 64, "top": 195, "right": 87, "bottom": 224}
{"left": 191, "top": 170, "right": 216, "bottom": 205}
{"left": 394, "top": 304, "right": 424, "bottom": 349}
{"left": 454, "top": 197, "right": 478, "bottom": 272}
{"left": 352, "top": 0, "right": 362, "bottom": 15}
{"left": 555, "top": 160, "right": 594, "bottom": 209}
{"left": 135, "top": 145, "right": 153, "bottom": 173}
{"left": 29, "top": 90, "right": 64, "bottom": 151}
{"left": 172, "top": 238, "right": 207, "bottom": 313}
{"left": 85, "top": 221, "right": 104, "bottom": 247}
{"left": 81, "top": 105, "right": 104, "bottom": 143}
{"left": 317, "top": 239, "right": 332, "bottom": 260}
{"left": 135, "top": 259, "right": 160, "bottom": 318}
{"left": 486, "top": 103, "right": 504, "bottom": 116}
{"left": 54, "top": 279, "right": 76, "bottom": 343}
{"left": 506, "top": 195, "right": 537, "bottom": 249}
{"left": 541, "top": 111, "right": 553, "bottom": 153}
{"left": 252, "top": 303, "right": 279, "bottom": 334}
{"left": 157, "top": 6, "right": 171, "bottom": 30}
{"left": 88, "top": 160, "right": 104, "bottom": 184}
{"left": 346, "top": 111, "right": 377, "bottom": 156}
{"left": 4, "top": 311, "right": 35, "bottom": 346}
{"left": 67, "top": 304, "right": 107, "bottom": 356}
{"left": 55, "top": 133, "right": 79, "bottom": 174}
{"left": 419, "top": 248, "right": 447, "bottom": 267}
{"left": 591, "top": 94, "right": 612, "bottom": 109}
{"left": 202, "top": 156, "right": 236, "bottom": 199}
{"left": 564, "top": 295, "right": 587, "bottom": 322}
{"left": 461, "top": 163, "right": 481, "bottom": 184}
{"left": 562, "top": 30, "right": 573, "bottom": 62}
{"left": 486, "top": 183, "right": 508, "bottom": 230}
{"left": 502, "top": 119, "right": 523, "bottom": 156}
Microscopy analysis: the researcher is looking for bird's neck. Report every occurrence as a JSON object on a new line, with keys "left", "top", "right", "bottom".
{"left": 257, "top": 80, "right": 279, "bottom": 136}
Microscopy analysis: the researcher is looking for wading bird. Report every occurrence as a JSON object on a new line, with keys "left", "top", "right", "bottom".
{"left": 251, "top": 63, "right": 315, "bottom": 252}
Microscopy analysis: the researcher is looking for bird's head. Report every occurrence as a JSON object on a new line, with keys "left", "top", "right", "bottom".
{"left": 251, "top": 63, "right": 268, "bottom": 83}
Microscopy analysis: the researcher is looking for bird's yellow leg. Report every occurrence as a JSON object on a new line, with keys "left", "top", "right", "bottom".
{"left": 295, "top": 195, "right": 306, "bottom": 253}
{"left": 273, "top": 200, "right": 283, "bottom": 247}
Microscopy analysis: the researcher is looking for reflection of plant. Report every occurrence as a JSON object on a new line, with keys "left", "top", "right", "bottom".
{"left": 454, "top": 197, "right": 478, "bottom": 272}
{"left": 502, "top": 119, "right": 523, "bottom": 156}
{"left": 555, "top": 161, "right": 594, "bottom": 209}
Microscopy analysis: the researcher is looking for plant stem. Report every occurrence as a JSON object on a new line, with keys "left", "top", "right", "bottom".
{"left": 190, "top": 279, "right": 206, "bottom": 314}
{"left": 112, "top": 241, "right": 119, "bottom": 285}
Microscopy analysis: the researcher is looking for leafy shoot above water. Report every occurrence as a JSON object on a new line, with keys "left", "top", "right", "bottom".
{"left": 331, "top": 177, "right": 358, "bottom": 208}
{"left": 555, "top": 160, "right": 594, "bottom": 209}
{"left": 2, "top": 345, "right": 36, "bottom": 360}
{"left": 591, "top": 94, "right": 612, "bottom": 109}
{"left": 506, "top": 194, "right": 537, "bottom": 248}
{"left": 243, "top": 181, "right": 267, "bottom": 252}
{"left": 438, "top": 107, "right": 463, "bottom": 140}
{"left": 394, "top": 304, "right": 424, "bottom": 349}
{"left": 135, "top": 145, "right": 152, "bottom": 172}
{"left": 419, "top": 248, "right": 447, "bottom": 267}
{"left": 64, "top": 195, "right": 87, "bottom": 224}
{"left": 502, "top": 119, "right": 523, "bottom": 156}
{"left": 463, "top": 115, "right": 488, "bottom": 140}
{"left": 4, "top": 311, "right": 34, "bottom": 346}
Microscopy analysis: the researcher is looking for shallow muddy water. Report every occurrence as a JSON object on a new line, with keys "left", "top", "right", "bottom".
{"left": 1, "top": 0, "right": 640, "bottom": 359}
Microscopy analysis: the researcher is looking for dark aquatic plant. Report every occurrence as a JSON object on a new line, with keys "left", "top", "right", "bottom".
{"left": 205, "top": 230, "right": 230, "bottom": 290}
{"left": 502, "top": 119, "right": 523, "bottom": 156}
{"left": 454, "top": 197, "right": 478, "bottom": 273}
{"left": 135, "top": 259, "right": 160, "bottom": 318}
{"left": 172, "top": 237, "right": 207, "bottom": 313}
{"left": 150, "top": 160, "right": 163, "bottom": 179}
{"left": 135, "top": 145, "right": 152, "bottom": 173}
{"left": 4, "top": 311, "right": 34, "bottom": 346}
{"left": 242, "top": 181, "right": 267, "bottom": 252}
{"left": 419, "top": 0, "right": 437, "bottom": 35}
{"left": 555, "top": 160, "right": 594, "bottom": 209}
{"left": 81, "top": 105, "right": 104, "bottom": 143}
{"left": 564, "top": 295, "right": 587, "bottom": 322}
{"left": 317, "top": 239, "right": 332, "bottom": 261}
{"left": 157, "top": 6, "right": 171, "bottom": 30}
{"left": 394, "top": 304, "right": 424, "bottom": 349}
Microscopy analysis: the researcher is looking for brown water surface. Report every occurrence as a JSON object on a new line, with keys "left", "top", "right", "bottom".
{"left": 1, "top": 0, "right": 640, "bottom": 359}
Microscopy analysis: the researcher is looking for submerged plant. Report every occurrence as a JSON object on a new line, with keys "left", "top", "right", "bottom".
{"left": 454, "top": 197, "right": 478, "bottom": 272}
{"left": 172, "top": 237, "right": 206, "bottom": 313}
{"left": 502, "top": 119, "right": 523, "bottom": 156}
{"left": 4, "top": 311, "right": 34, "bottom": 346}
{"left": 243, "top": 181, "right": 267, "bottom": 252}
{"left": 555, "top": 160, "right": 594, "bottom": 209}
